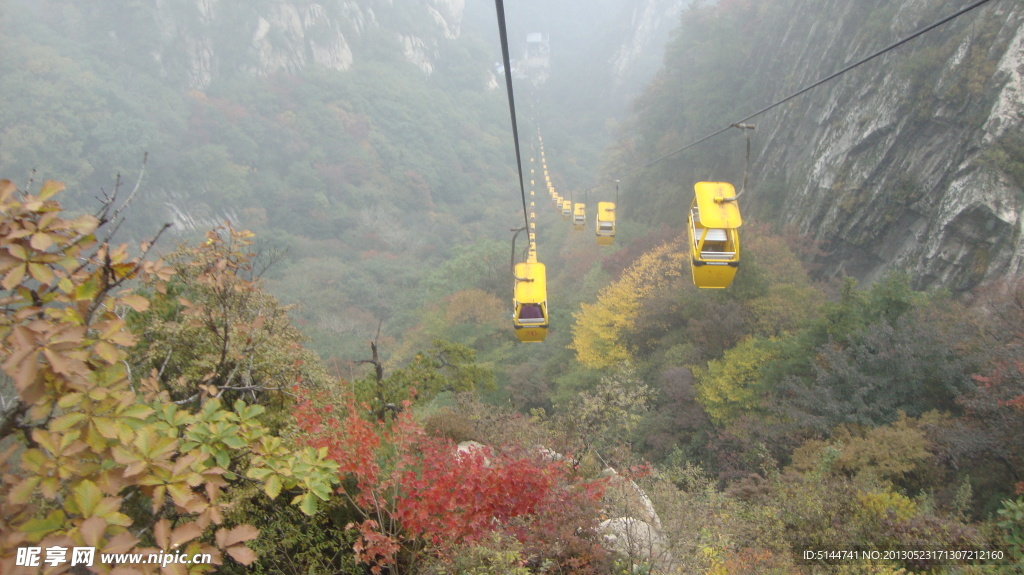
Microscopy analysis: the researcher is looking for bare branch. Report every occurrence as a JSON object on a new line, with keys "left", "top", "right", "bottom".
{"left": 173, "top": 393, "right": 201, "bottom": 406}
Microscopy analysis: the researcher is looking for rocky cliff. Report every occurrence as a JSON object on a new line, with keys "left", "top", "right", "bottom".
{"left": 146, "top": 0, "right": 466, "bottom": 89}
{"left": 608, "top": 0, "right": 686, "bottom": 88}
{"left": 740, "top": 0, "right": 1024, "bottom": 290}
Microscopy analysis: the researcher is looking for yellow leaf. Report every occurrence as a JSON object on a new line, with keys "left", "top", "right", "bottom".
{"left": 30, "top": 233, "right": 54, "bottom": 251}
{"left": 58, "top": 276, "right": 75, "bottom": 294}
{"left": 40, "top": 477, "right": 60, "bottom": 499}
{"left": 75, "top": 277, "right": 102, "bottom": 301}
{"left": 8, "top": 476, "right": 41, "bottom": 505}
{"left": 28, "top": 262, "right": 54, "bottom": 285}
{"left": 119, "top": 293, "right": 150, "bottom": 312}
{"left": 38, "top": 180, "right": 65, "bottom": 200}
{"left": 92, "top": 416, "right": 120, "bottom": 440}
{"left": 216, "top": 524, "right": 259, "bottom": 549}
{"left": 84, "top": 423, "right": 109, "bottom": 452}
{"left": 263, "top": 474, "right": 282, "bottom": 499}
{"left": 72, "top": 479, "right": 103, "bottom": 517}
{"left": 2, "top": 263, "right": 26, "bottom": 290}
{"left": 102, "top": 531, "right": 139, "bottom": 554}
{"left": 7, "top": 244, "right": 28, "bottom": 261}
{"left": 78, "top": 516, "right": 107, "bottom": 548}
{"left": 123, "top": 459, "right": 148, "bottom": 478}
{"left": 94, "top": 341, "right": 120, "bottom": 364}
{"left": 32, "top": 428, "right": 59, "bottom": 454}
{"left": 105, "top": 330, "right": 137, "bottom": 347}
{"left": 43, "top": 347, "right": 81, "bottom": 377}
{"left": 151, "top": 485, "right": 167, "bottom": 512}
{"left": 167, "top": 482, "right": 195, "bottom": 508}
{"left": 170, "top": 522, "right": 203, "bottom": 548}
{"left": 153, "top": 518, "right": 171, "bottom": 549}
{"left": 50, "top": 411, "right": 87, "bottom": 433}
{"left": 226, "top": 545, "right": 257, "bottom": 565}
{"left": 111, "top": 263, "right": 137, "bottom": 279}
{"left": 70, "top": 215, "right": 99, "bottom": 235}
{"left": 0, "top": 179, "right": 15, "bottom": 202}
{"left": 10, "top": 349, "right": 40, "bottom": 393}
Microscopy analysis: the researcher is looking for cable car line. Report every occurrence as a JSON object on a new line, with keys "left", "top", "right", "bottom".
{"left": 493, "top": 0, "right": 530, "bottom": 233}
{"left": 619, "top": 0, "right": 999, "bottom": 180}
{"left": 495, "top": 2, "right": 550, "bottom": 343}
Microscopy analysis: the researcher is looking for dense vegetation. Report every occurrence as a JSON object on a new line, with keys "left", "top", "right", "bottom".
{"left": 3, "top": 0, "right": 1024, "bottom": 573}
{"left": 4, "top": 181, "right": 1024, "bottom": 573}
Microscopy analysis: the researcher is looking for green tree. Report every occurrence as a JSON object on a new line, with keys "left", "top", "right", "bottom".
{"left": 558, "top": 363, "right": 652, "bottom": 457}
{"left": 354, "top": 339, "right": 495, "bottom": 419}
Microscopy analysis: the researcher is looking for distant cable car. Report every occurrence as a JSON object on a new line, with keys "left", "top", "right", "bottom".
{"left": 561, "top": 199, "right": 572, "bottom": 219}
{"left": 689, "top": 182, "right": 742, "bottom": 289}
{"left": 572, "top": 203, "right": 586, "bottom": 231}
{"left": 596, "top": 201, "right": 615, "bottom": 246}
{"left": 513, "top": 255, "right": 548, "bottom": 342}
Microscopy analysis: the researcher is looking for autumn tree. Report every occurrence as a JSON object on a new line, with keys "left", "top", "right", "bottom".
{"left": 928, "top": 278, "right": 1024, "bottom": 512}
{"left": 293, "top": 390, "right": 608, "bottom": 574}
{"left": 695, "top": 336, "right": 782, "bottom": 426}
{"left": 127, "top": 225, "right": 331, "bottom": 410}
{"left": 570, "top": 237, "right": 688, "bottom": 369}
{"left": 0, "top": 181, "right": 337, "bottom": 573}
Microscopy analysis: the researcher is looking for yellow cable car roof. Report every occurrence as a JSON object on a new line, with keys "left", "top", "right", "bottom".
{"left": 598, "top": 202, "right": 615, "bottom": 220}
{"left": 694, "top": 182, "right": 742, "bottom": 229}
{"left": 514, "top": 262, "right": 547, "bottom": 303}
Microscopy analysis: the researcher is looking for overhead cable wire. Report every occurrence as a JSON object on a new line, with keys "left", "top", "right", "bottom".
{"left": 494, "top": 0, "right": 530, "bottom": 233}
{"left": 622, "top": 0, "right": 1000, "bottom": 178}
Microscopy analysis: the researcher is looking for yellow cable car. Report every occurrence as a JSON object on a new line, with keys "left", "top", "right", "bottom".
{"left": 561, "top": 199, "right": 572, "bottom": 219}
{"left": 572, "top": 203, "right": 586, "bottom": 231}
{"left": 689, "top": 182, "right": 742, "bottom": 289}
{"left": 513, "top": 255, "right": 548, "bottom": 343}
{"left": 596, "top": 201, "right": 615, "bottom": 246}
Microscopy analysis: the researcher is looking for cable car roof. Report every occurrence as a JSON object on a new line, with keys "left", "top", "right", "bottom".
{"left": 694, "top": 182, "right": 742, "bottom": 229}
{"left": 514, "top": 261, "right": 547, "bottom": 303}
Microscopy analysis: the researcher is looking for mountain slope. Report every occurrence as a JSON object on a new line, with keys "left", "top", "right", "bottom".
{"left": 611, "top": 0, "right": 1024, "bottom": 291}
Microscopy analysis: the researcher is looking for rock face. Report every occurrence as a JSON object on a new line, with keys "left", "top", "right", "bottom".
{"left": 598, "top": 517, "right": 673, "bottom": 570}
{"left": 149, "top": 0, "right": 467, "bottom": 90}
{"left": 608, "top": 0, "right": 686, "bottom": 88}
{"left": 248, "top": 3, "right": 355, "bottom": 77}
{"left": 597, "top": 466, "right": 675, "bottom": 570}
{"left": 740, "top": 0, "right": 1024, "bottom": 290}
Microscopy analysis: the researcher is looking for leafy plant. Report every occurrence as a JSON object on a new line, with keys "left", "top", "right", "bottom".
{"left": 996, "top": 497, "right": 1024, "bottom": 565}
{"left": 293, "top": 388, "right": 607, "bottom": 574}
{"left": 0, "top": 181, "right": 337, "bottom": 573}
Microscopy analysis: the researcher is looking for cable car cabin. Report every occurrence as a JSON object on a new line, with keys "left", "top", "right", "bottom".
{"left": 689, "top": 182, "right": 742, "bottom": 289}
{"left": 572, "top": 203, "right": 586, "bottom": 231}
{"left": 513, "top": 261, "right": 548, "bottom": 342}
{"left": 596, "top": 201, "right": 616, "bottom": 246}
{"left": 561, "top": 199, "right": 572, "bottom": 219}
